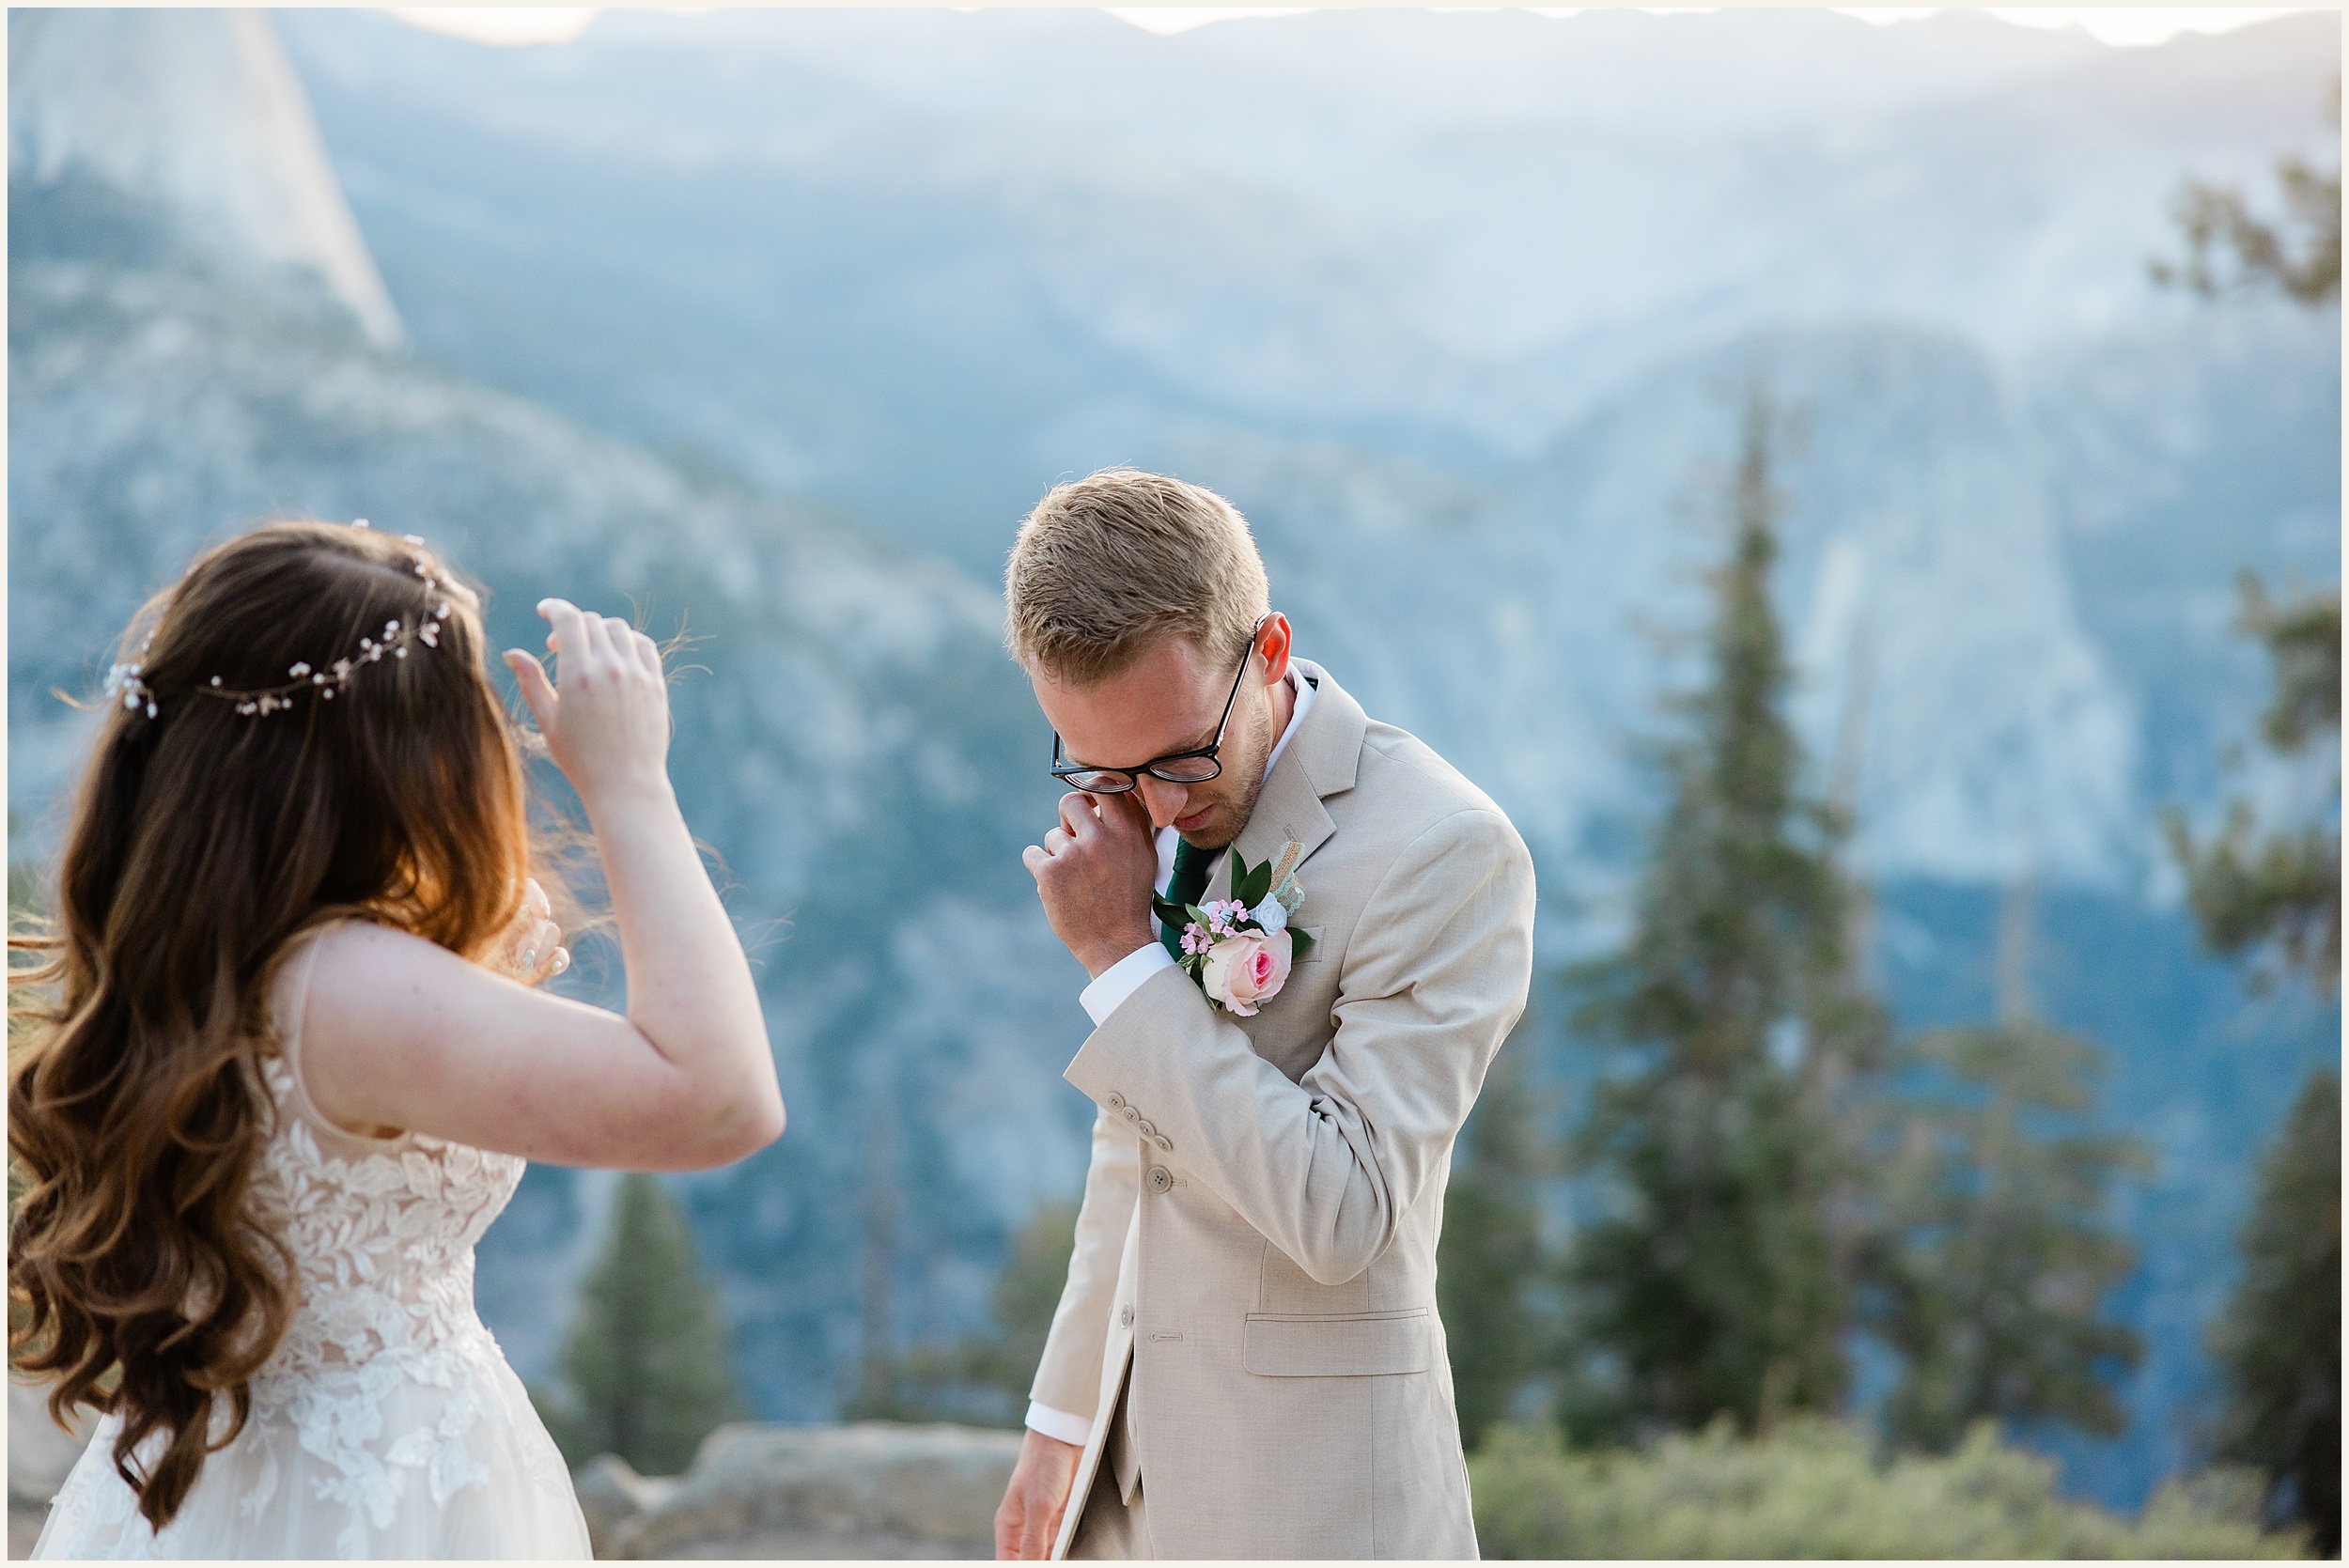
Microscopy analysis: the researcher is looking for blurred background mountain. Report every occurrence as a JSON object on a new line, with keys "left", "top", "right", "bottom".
{"left": 7, "top": 5, "right": 2337, "bottom": 1524}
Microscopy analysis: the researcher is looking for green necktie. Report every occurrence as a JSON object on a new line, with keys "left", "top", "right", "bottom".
{"left": 1159, "top": 838, "right": 1216, "bottom": 959}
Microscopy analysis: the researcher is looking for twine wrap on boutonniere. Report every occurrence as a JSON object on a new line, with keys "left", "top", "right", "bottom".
{"left": 1153, "top": 840, "right": 1315, "bottom": 1017}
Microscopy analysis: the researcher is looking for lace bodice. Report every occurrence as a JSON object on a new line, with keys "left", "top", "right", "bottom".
{"left": 224, "top": 1052, "right": 556, "bottom": 1550}
{"left": 249, "top": 1055, "right": 524, "bottom": 1390}
{"left": 34, "top": 928, "right": 586, "bottom": 1560}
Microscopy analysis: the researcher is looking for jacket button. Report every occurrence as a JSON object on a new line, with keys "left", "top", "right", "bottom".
{"left": 1119, "top": 1303, "right": 1135, "bottom": 1328}
{"left": 1145, "top": 1165, "right": 1173, "bottom": 1194}
{"left": 1137, "top": 1118, "right": 1158, "bottom": 1137}
{"left": 1154, "top": 1135, "right": 1174, "bottom": 1152}
{"left": 1107, "top": 1093, "right": 1127, "bottom": 1110}
{"left": 1123, "top": 1106, "right": 1142, "bottom": 1124}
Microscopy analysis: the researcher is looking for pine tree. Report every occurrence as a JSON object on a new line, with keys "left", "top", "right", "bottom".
{"left": 2155, "top": 81, "right": 2342, "bottom": 1557}
{"left": 1872, "top": 885, "right": 2150, "bottom": 1452}
{"left": 1561, "top": 384, "right": 1888, "bottom": 1444}
{"left": 845, "top": 1201, "right": 1080, "bottom": 1427}
{"left": 2164, "top": 577, "right": 2341, "bottom": 993}
{"left": 2169, "top": 574, "right": 2341, "bottom": 1554}
{"left": 1439, "top": 1038, "right": 1549, "bottom": 1452}
{"left": 2158, "top": 79, "right": 2341, "bottom": 985}
{"left": 955, "top": 1200, "right": 1081, "bottom": 1406}
{"left": 2151, "top": 80, "right": 2340, "bottom": 305}
{"left": 536, "top": 1173, "right": 743, "bottom": 1476}
{"left": 2207, "top": 1071, "right": 2341, "bottom": 1555}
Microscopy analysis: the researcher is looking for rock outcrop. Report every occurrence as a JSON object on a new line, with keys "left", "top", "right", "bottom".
{"left": 9, "top": 8, "right": 402, "bottom": 347}
{"left": 577, "top": 1422, "right": 1019, "bottom": 1560}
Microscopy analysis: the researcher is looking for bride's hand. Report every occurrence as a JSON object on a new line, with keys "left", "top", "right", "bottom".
{"left": 505, "top": 598, "right": 674, "bottom": 814}
{"left": 498, "top": 877, "right": 569, "bottom": 986}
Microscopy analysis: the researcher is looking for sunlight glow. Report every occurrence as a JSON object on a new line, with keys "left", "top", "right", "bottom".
{"left": 1105, "top": 8, "right": 1313, "bottom": 35}
{"left": 388, "top": 8, "right": 599, "bottom": 47}
{"left": 383, "top": 3, "right": 2305, "bottom": 52}
{"left": 1982, "top": 8, "right": 2301, "bottom": 46}
{"left": 1831, "top": 8, "right": 1941, "bottom": 24}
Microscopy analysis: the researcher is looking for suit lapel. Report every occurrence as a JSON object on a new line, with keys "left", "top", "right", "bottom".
{"left": 1224, "top": 660, "right": 1364, "bottom": 896}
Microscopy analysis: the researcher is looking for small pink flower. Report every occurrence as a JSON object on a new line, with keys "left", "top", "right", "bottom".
{"left": 1181, "top": 924, "right": 1210, "bottom": 956}
{"left": 1199, "top": 928, "right": 1293, "bottom": 1017}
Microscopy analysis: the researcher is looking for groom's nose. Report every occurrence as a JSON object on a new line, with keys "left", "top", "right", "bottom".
{"left": 1136, "top": 776, "right": 1189, "bottom": 829}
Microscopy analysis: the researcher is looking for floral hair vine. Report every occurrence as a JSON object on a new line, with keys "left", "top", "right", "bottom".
{"left": 103, "top": 519, "right": 455, "bottom": 721}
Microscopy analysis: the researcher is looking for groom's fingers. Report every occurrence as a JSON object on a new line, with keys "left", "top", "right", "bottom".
{"left": 1046, "top": 1504, "right": 1068, "bottom": 1557}
{"left": 999, "top": 1430, "right": 1081, "bottom": 1560}
{"left": 1056, "top": 790, "right": 1100, "bottom": 840}
{"left": 995, "top": 1487, "right": 1048, "bottom": 1560}
{"left": 1102, "top": 786, "right": 1154, "bottom": 840}
{"left": 1021, "top": 845, "right": 1050, "bottom": 878}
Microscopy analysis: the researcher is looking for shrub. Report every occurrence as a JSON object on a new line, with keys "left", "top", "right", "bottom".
{"left": 1470, "top": 1418, "right": 2306, "bottom": 1559}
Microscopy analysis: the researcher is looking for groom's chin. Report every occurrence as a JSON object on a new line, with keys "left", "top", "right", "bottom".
{"left": 1172, "top": 807, "right": 1230, "bottom": 849}
{"left": 1174, "top": 791, "right": 1256, "bottom": 851}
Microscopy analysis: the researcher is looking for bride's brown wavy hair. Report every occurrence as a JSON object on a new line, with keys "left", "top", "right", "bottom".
{"left": 8, "top": 520, "right": 546, "bottom": 1531}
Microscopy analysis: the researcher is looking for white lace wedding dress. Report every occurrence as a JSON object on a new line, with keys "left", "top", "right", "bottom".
{"left": 33, "top": 931, "right": 592, "bottom": 1559}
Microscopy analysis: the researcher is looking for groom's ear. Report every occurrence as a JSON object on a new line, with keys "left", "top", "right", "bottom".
{"left": 1258, "top": 613, "right": 1294, "bottom": 686}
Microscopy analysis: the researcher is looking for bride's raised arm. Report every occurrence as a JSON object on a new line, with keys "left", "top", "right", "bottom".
{"left": 300, "top": 597, "right": 782, "bottom": 1171}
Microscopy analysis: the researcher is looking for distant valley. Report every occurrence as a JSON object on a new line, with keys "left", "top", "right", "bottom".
{"left": 8, "top": 7, "right": 2336, "bottom": 1509}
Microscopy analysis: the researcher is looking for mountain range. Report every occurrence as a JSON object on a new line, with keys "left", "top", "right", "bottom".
{"left": 8, "top": 6, "right": 2338, "bottom": 1511}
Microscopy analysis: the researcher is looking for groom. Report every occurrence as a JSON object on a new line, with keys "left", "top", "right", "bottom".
{"left": 994, "top": 470, "right": 1536, "bottom": 1560}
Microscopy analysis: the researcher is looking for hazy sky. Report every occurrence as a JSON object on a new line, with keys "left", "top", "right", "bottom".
{"left": 387, "top": 5, "right": 2304, "bottom": 50}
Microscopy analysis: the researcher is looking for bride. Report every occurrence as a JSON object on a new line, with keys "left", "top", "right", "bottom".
{"left": 8, "top": 520, "right": 783, "bottom": 1558}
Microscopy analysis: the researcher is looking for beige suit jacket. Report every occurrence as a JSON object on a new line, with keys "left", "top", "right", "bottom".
{"left": 1031, "top": 660, "right": 1537, "bottom": 1560}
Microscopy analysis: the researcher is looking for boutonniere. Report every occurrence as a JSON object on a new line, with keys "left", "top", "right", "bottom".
{"left": 1154, "top": 841, "right": 1315, "bottom": 1017}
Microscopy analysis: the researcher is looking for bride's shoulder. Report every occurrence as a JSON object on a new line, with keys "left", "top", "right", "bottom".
{"left": 292, "top": 920, "right": 484, "bottom": 1027}
{"left": 283, "top": 921, "right": 493, "bottom": 1141}
{"left": 302, "top": 916, "right": 463, "bottom": 970}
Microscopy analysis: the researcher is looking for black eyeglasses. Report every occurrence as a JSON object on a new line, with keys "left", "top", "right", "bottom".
{"left": 1049, "top": 628, "right": 1260, "bottom": 796}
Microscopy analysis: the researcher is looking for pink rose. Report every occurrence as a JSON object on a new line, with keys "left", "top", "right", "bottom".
{"left": 1199, "top": 927, "right": 1293, "bottom": 1017}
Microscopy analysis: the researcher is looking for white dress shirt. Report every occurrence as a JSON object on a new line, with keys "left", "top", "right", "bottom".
{"left": 1027, "top": 668, "right": 1316, "bottom": 1445}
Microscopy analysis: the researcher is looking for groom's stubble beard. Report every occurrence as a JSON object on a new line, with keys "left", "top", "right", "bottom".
{"left": 1180, "top": 768, "right": 1267, "bottom": 853}
{"left": 1173, "top": 679, "right": 1282, "bottom": 853}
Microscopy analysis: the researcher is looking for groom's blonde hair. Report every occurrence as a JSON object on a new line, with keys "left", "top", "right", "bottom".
{"left": 1005, "top": 468, "right": 1270, "bottom": 685}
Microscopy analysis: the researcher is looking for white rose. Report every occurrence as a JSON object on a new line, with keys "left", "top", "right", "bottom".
{"left": 1250, "top": 895, "right": 1288, "bottom": 933}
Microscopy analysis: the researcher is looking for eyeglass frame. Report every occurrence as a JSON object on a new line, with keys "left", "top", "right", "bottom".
{"left": 1047, "top": 618, "right": 1268, "bottom": 795}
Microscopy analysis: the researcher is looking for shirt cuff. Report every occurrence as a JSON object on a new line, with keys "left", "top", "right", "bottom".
{"left": 1025, "top": 1399, "right": 1094, "bottom": 1446}
{"left": 1079, "top": 942, "right": 1174, "bottom": 1027}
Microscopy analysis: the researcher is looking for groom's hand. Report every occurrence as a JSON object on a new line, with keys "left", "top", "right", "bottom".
{"left": 996, "top": 1428, "right": 1081, "bottom": 1560}
{"left": 1023, "top": 789, "right": 1159, "bottom": 978}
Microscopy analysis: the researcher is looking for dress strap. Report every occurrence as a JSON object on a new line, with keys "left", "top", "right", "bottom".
{"left": 270, "top": 923, "right": 409, "bottom": 1151}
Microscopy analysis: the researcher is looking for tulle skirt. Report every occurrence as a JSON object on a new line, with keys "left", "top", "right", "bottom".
{"left": 30, "top": 1345, "right": 590, "bottom": 1560}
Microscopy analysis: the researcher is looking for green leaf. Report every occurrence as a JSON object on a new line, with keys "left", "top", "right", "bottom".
{"left": 1289, "top": 927, "right": 1316, "bottom": 955}
{"left": 1236, "top": 856, "right": 1274, "bottom": 910}
{"left": 1152, "top": 895, "right": 1190, "bottom": 931}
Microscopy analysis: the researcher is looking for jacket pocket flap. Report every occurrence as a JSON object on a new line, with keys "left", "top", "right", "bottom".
{"left": 1243, "top": 1309, "right": 1430, "bottom": 1376}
